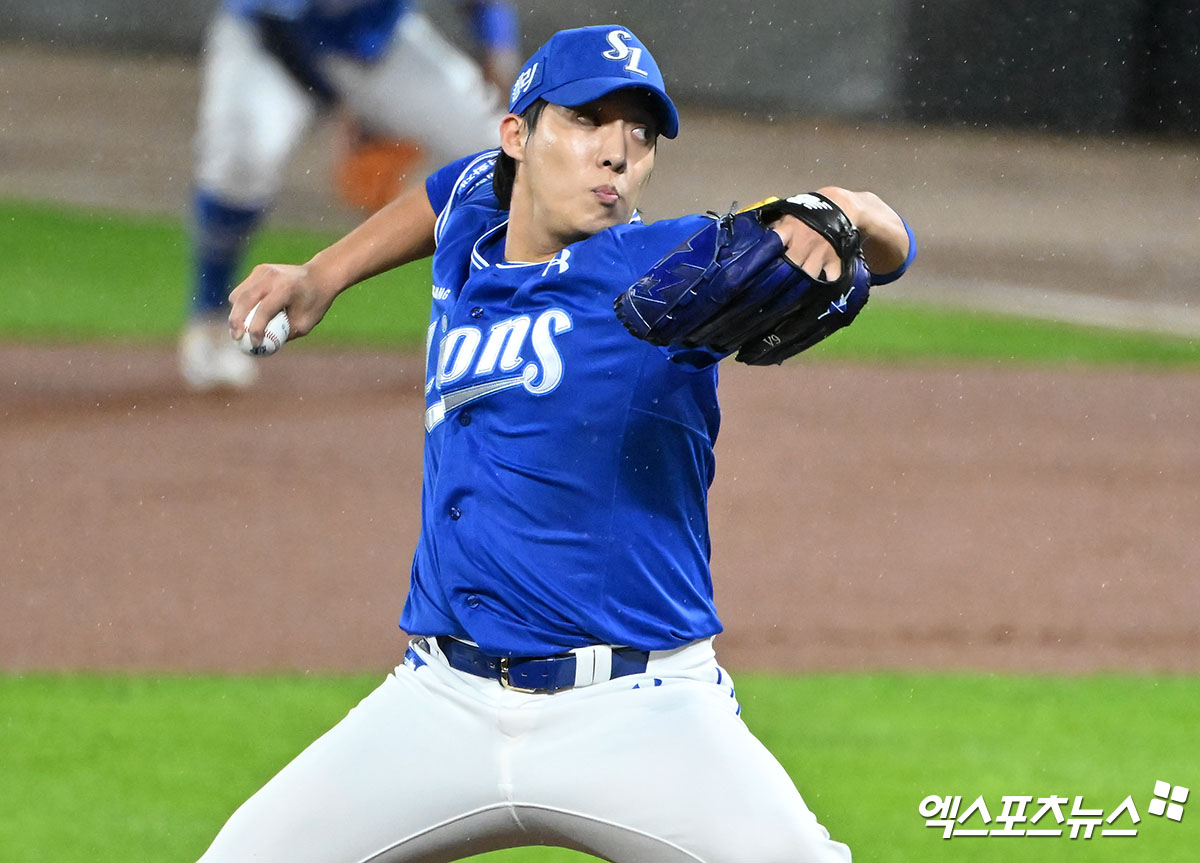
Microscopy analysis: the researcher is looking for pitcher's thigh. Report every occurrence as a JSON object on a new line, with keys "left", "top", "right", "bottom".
{"left": 518, "top": 680, "right": 851, "bottom": 863}
{"left": 197, "top": 667, "right": 502, "bottom": 863}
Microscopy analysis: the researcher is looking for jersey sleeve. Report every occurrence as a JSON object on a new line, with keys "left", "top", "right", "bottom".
{"left": 223, "top": 0, "right": 307, "bottom": 18}
{"left": 427, "top": 150, "right": 503, "bottom": 247}
{"left": 867, "top": 216, "right": 917, "bottom": 286}
{"left": 424, "top": 151, "right": 489, "bottom": 215}
{"left": 610, "top": 213, "right": 712, "bottom": 276}
{"left": 610, "top": 214, "right": 731, "bottom": 369}
{"left": 463, "top": 1, "right": 519, "bottom": 53}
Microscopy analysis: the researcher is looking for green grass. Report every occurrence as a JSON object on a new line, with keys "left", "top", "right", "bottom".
{"left": 1, "top": 673, "right": 1196, "bottom": 862}
{"left": 0, "top": 199, "right": 432, "bottom": 347}
{"left": 818, "top": 303, "right": 1200, "bottom": 366}
{"left": 2, "top": 198, "right": 1198, "bottom": 365}
{"left": 4, "top": 200, "right": 1199, "bottom": 861}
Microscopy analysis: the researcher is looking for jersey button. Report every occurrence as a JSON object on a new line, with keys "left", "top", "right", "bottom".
{"left": 448, "top": 506, "right": 462, "bottom": 520}
{"left": 466, "top": 594, "right": 481, "bottom": 608}
{"left": 470, "top": 307, "right": 484, "bottom": 319}
{"left": 458, "top": 412, "right": 472, "bottom": 426}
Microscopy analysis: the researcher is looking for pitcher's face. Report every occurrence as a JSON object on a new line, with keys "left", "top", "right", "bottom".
{"left": 505, "top": 90, "right": 659, "bottom": 248}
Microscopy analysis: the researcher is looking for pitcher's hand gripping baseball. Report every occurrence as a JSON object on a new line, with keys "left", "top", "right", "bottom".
{"left": 229, "top": 259, "right": 344, "bottom": 356}
{"left": 238, "top": 302, "right": 291, "bottom": 356}
{"left": 614, "top": 193, "right": 870, "bottom": 365}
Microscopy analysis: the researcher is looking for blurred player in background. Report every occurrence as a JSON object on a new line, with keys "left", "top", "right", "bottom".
{"left": 180, "top": 0, "right": 517, "bottom": 390}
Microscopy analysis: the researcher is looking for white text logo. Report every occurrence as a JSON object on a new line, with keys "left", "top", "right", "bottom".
{"left": 511, "top": 61, "right": 539, "bottom": 104}
{"left": 920, "top": 780, "right": 1189, "bottom": 840}
{"left": 424, "top": 308, "right": 574, "bottom": 430}
{"left": 602, "top": 30, "right": 648, "bottom": 76}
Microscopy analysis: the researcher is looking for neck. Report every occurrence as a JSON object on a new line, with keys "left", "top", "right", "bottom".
{"left": 503, "top": 184, "right": 580, "bottom": 264}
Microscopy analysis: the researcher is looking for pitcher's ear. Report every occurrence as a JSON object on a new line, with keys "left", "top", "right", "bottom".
{"left": 499, "top": 114, "right": 525, "bottom": 162}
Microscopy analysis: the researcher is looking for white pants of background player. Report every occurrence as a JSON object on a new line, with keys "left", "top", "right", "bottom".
{"left": 195, "top": 10, "right": 505, "bottom": 207}
{"left": 197, "top": 637, "right": 851, "bottom": 863}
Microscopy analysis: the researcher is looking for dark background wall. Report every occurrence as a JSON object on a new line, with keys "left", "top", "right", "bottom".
{"left": 903, "top": 0, "right": 1199, "bottom": 136}
{"left": 1, "top": 0, "right": 1196, "bottom": 136}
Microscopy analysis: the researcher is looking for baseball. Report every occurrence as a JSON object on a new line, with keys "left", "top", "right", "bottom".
{"left": 239, "top": 302, "right": 290, "bottom": 356}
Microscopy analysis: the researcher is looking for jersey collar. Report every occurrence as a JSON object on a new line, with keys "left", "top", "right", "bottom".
{"left": 470, "top": 220, "right": 545, "bottom": 271}
{"left": 470, "top": 209, "right": 646, "bottom": 272}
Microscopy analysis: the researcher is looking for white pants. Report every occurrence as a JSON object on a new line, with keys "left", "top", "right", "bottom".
{"left": 194, "top": 10, "right": 505, "bottom": 207}
{"left": 198, "top": 638, "right": 851, "bottom": 862}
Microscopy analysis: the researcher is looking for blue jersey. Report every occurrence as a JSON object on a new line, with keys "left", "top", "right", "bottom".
{"left": 401, "top": 150, "right": 725, "bottom": 656}
{"left": 225, "top": 0, "right": 517, "bottom": 60}
{"left": 401, "top": 151, "right": 913, "bottom": 657}
{"left": 225, "top": 0, "right": 408, "bottom": 59}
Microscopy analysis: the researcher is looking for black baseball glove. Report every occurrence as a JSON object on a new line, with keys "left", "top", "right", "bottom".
{"left": 614, "top": 193, "right": 869, "bottom": 365}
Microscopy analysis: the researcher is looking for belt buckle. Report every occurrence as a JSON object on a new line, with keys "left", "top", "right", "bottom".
{"left": 497, "top": 656, "right": 541, "bottom": 693}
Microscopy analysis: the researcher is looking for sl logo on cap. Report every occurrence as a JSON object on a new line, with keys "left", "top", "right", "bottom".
{"left": 602, "top": 29, "right": 649, "bottom": 77}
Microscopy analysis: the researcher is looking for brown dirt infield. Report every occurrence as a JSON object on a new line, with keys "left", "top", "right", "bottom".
{"left": 4, "top": 343, "right": 1198, "bottom": 674}
{"left": 2, "top": 44, "right": 1198, "bottom": 675}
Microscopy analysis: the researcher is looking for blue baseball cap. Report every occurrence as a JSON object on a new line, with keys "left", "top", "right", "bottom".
{"left": 508, "top": 25, "right": 679, "bottom": 139}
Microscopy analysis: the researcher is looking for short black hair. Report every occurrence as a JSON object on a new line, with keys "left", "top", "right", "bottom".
{"left": 492, "top": 99, "right": 548, "bottom": 209}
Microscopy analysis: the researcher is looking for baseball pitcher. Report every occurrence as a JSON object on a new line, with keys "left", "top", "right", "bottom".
{"left": 206, "top": 23, "right": 916, "bottom": 863}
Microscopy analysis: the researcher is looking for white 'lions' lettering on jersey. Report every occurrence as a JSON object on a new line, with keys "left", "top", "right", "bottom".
{"left": 424, "top": 308, "right": 574, "bottom": 431}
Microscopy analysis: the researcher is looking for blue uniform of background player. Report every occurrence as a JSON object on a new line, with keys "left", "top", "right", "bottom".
{"left": 181, "top": 0, "right": 517, "bottom": 390}
{"left": 209, "top": 24, "right": 915, "bottom": 862}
